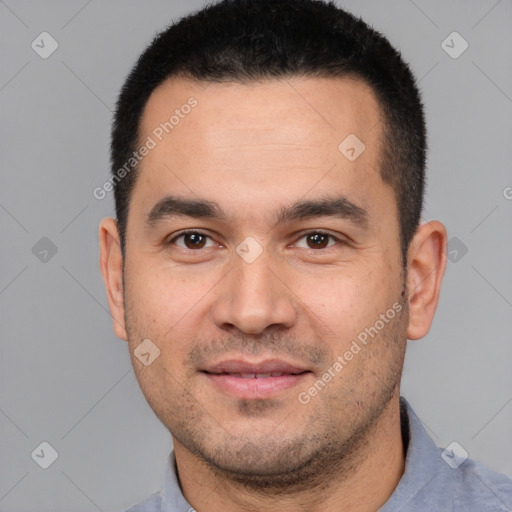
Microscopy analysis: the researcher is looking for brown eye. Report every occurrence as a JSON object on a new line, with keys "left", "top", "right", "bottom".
{"left": 183, "top": 233, "right": 206, "bottom": 249}
{"left": 169, "top": 231, "right": 214, "bottom": 250}
{"left": 296, "top": 232, "right": 338, "bottom": 250}
{"left": 306, "top": 233, "right": 330, "bottom": 249}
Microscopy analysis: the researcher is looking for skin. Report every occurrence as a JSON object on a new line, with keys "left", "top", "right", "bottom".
{"left": 99, "top": 76, "right": 447, "bottom": 512}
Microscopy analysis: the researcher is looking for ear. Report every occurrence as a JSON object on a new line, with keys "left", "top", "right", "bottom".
{"left": 99, "top": 217, "right": 128, "bottom": 341}
{"left": 406, "top": 220, "right": 448, "bottom": 340}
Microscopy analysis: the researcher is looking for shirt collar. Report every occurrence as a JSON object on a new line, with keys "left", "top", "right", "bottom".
{"left": 161, "top": 449, "right": 193, "bottom": 512}
{"left": 378, "top": 396, "right": 447, "bottom": 511}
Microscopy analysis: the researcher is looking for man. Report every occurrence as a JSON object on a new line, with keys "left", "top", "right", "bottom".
{"left": 99, "top": 0, "right": 512, "bottom": 510}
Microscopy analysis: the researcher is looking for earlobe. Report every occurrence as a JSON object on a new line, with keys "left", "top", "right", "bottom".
{"left": 98, "top": 217, "right": 128, "bottom": 341}
{"left": 405, "top": 220, "right": 448, "bottom": 340}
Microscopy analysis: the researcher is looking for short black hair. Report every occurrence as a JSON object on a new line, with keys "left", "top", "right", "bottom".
{"left": 111, "top": 0, "right": 426, "bottom": 265}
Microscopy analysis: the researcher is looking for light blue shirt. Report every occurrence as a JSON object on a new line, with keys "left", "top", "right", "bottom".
{"left": 125, "top": 397, "right": 512, "bottom": 511}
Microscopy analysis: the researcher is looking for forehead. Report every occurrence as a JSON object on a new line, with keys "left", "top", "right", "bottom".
{"left": 140, "top": 75, "right": 382, "bottom": 152}
{"left": 133, "top": 75, "right": 392, "bottom": 228}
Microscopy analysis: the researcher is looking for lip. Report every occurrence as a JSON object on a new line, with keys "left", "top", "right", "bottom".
{"left": 201, "top": 358, "right": 312, "bottom": 399}
{"left": 202, "top": 358, "right": 310, "bottom": 375}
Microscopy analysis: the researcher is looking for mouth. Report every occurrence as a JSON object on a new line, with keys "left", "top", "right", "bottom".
{"left": 204, "top": 371, "right": 306, "bottom": 378}
{"left": 201, "top": 358, "right": 312, "bottom": 398}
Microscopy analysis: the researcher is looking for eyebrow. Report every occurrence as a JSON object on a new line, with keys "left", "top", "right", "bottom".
{"left": 145, "top": 194, "right": 369, "bottom": 229}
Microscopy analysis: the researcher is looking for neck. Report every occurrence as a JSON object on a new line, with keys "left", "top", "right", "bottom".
{"left": 173, "top": 394, "right": 405, "bottom": 512}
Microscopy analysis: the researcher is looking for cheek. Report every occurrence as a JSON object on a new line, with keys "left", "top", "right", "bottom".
{"left": 123, "top": 261, "right": 218, "bottom": 353}
{"left": 127, "top": 261, "right": 199, "bottom": 312}
{"left": 125, "top": 275, "right": 171, "bottom": 333}
{"left": 295, "top": 262, "right": 398, "bottom": 349}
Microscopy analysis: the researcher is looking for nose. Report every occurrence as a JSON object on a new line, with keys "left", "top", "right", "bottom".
{"left": 211, "top": 249, "right": 298, "bottom": 335}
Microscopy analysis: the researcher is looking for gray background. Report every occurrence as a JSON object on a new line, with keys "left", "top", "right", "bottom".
{"left": 1, "top": 0, "right": 511, "bottom": 510}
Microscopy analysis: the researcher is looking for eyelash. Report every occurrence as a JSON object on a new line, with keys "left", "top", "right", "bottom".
{"left": 166, "top": 229, "right": 345, "bottom": 251}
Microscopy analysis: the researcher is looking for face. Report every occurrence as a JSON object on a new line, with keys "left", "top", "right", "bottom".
{"left": 105, "top": 76, "right": 414, "bottom": 484}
